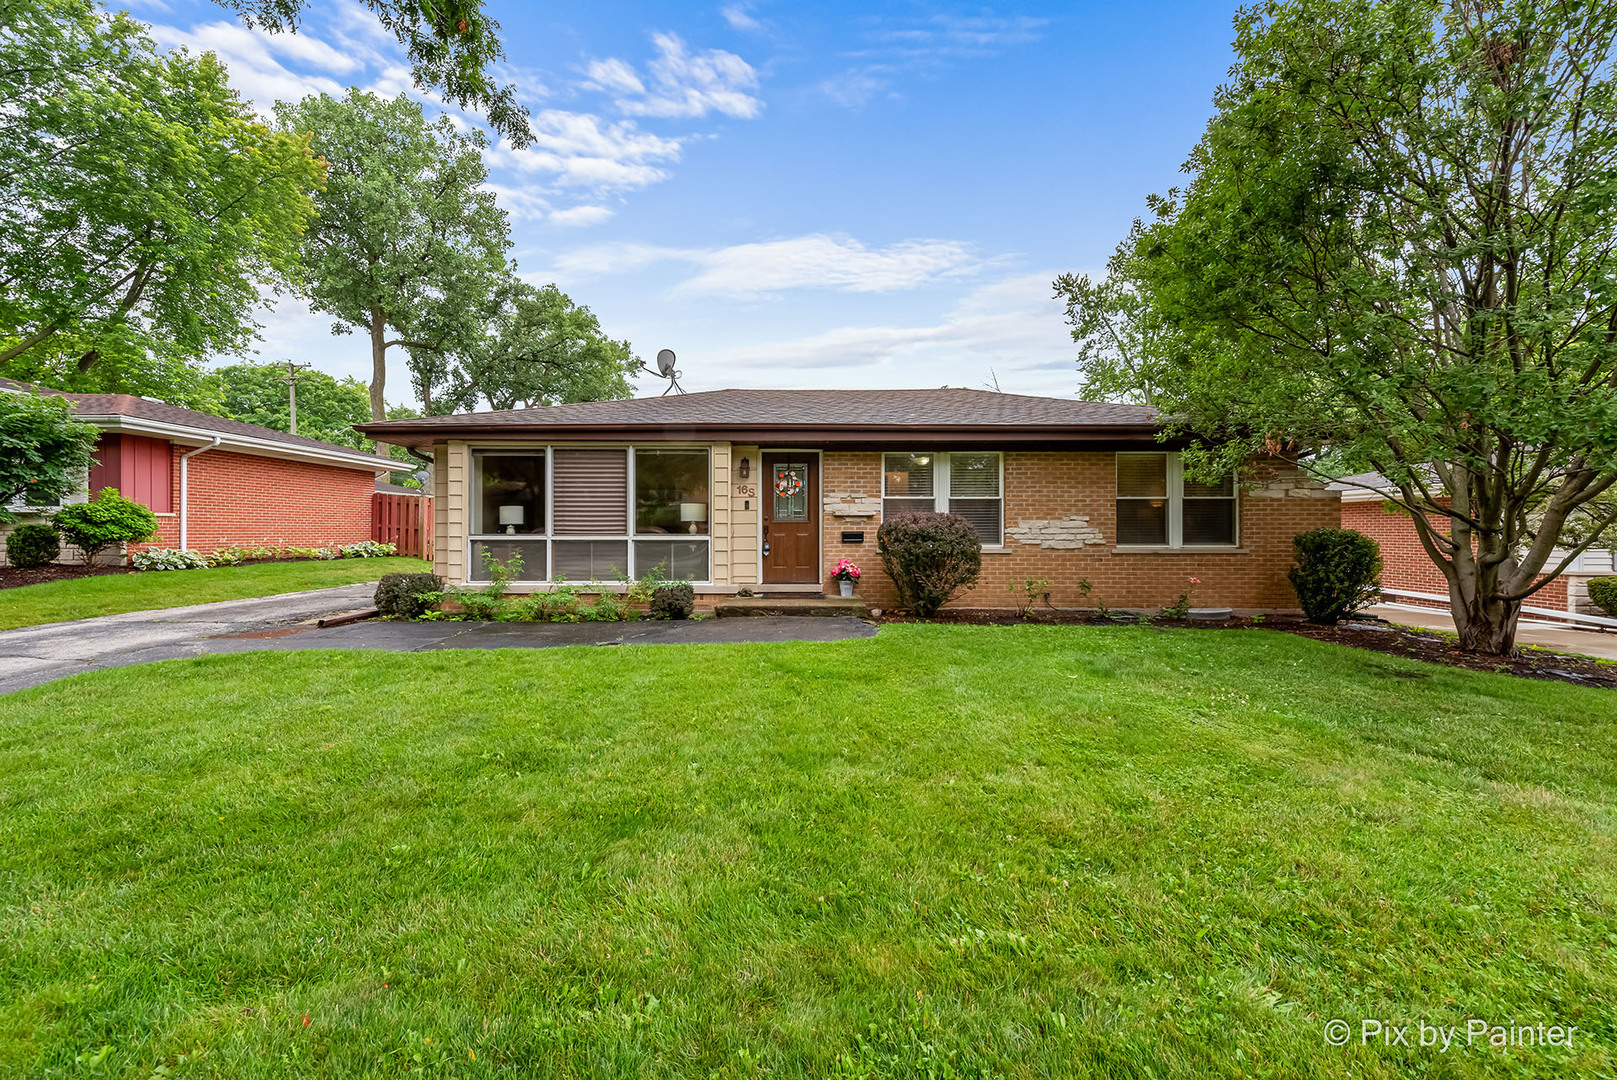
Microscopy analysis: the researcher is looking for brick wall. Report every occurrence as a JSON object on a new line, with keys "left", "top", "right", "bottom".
{"left": 131, "top": 448, "right": 377, "bottom": 554}
{"left": 820, "top": 450, "right": 1341, "bottom": 613}
{"left": 1341, "top": 499, "right": 1570, "bottom": 611}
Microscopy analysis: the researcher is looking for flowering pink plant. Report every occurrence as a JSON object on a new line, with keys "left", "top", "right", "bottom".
{"left": 832, "top": 558, "right": 862, "bottom": 581}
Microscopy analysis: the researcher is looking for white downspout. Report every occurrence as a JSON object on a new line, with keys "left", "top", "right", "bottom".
{"left": 178, "top": 437, "right": 222, "bottom": 551}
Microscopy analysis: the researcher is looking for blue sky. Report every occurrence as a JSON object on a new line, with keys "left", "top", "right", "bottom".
{"left": 130, "top": 0, "right": 1239, "bottom": 403}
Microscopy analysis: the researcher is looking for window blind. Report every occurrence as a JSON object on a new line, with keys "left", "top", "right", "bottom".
{"left": 551, "top": 449, "right": 627, "bottom": 535}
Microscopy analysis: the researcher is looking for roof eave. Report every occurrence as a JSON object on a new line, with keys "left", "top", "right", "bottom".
{"left": 80, "top": 414, "right": 392, "bottom": 472}
{"left": 352, "top": 421, "right": 1174, "bottom": 450}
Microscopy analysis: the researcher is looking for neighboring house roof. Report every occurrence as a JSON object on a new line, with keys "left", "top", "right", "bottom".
{"left": 1327, "top": 470, "right": 1449, "bottom": 503}
{"left": 356, "top": 388, "right": 1164, "bottom": 449}
{"left": 375, "top": 479, "right": 426, "bottom": 495}
{"left": 0, "top": 377, "right": 389, "bottom": 473}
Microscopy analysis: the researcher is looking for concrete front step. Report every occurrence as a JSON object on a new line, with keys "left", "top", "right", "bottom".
{"left": 713, "top": 595, "right": 871, "bottom": 618}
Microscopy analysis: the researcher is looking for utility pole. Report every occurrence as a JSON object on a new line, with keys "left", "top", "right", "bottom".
{"left": 280, "top": 359, "right": 311, "bottom": 435}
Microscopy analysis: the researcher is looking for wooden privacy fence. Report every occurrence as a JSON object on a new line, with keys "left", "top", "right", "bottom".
{"left": 373, "top": 492, "right": 433, "bottom": 560}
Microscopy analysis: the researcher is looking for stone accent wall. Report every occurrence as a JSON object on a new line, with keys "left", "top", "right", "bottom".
{"left": 823, "top": 493, "right": 881, "bottom": 520}
{"left": 1247, "top": 463, "right": 1339, "bottom": 500}
{"left": 1006, "top": 516, "right": 1105, "bottom": 549}
{"left": 822, "top": 449, "right": 1341, "bottom": 613}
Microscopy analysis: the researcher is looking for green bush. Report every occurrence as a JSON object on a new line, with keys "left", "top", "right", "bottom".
{"left": 52, "top": 488, "right": 157, "bottom": 561}
{"left": 650, "top": 582, "right": 695, "bottom": 620}
{"left": 1287, "top": 527, "right": 1383, "bottom": 624}
{"left": 6, "top": 523, "right": 60, "bottom": 568}
{"left": 1588, "top": 576, "right": 1617, "bottom": 618}
{"left": 374, "top": 572, "right": 444, "bottom": 618}
{"left": 131, "top": 548, "right": 208, "bottom": 571}
{"left": 877, "top": 511, "right": 983, "bottom": 617}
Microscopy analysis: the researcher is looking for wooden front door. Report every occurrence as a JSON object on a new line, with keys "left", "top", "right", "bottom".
{"left": 762, "top": 453, "right": 818, "bottom": 584}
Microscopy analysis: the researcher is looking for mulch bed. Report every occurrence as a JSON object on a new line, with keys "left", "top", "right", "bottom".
{"left": 878, "top": 608, "right": 1617, "bottom": 689}
{"left": 0, "top": 564, "right": 137, "bottom": 590}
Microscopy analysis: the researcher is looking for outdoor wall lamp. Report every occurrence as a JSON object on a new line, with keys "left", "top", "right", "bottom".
{"left": 739, "top": 457, "right": 751, "bottom": 479}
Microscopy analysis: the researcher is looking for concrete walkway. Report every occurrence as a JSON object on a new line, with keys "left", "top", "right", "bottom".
{"left": 0, "top": 585, "right": 877, "bottom": 694}
{"left": 1367, "top": 603, "right": 1617, "bottom": 660}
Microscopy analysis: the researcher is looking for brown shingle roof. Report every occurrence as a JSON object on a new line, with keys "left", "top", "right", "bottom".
{"left": 357, "top": 388, "right": 1158, "bottom": 446}
{"left": 0, "top": 376, "right": 385, "bottom": 466}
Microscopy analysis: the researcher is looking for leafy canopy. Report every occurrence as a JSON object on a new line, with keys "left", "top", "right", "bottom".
{"left": 224, "top": 0, "right": 531, "bottom": 147}
{"left": 1058, "top": 0, "right": 1617, "bottom": 654}
{"left": 442, "top": 279, "right": 637, "bottom": 412}
{"left": 0, "top": 391, "right": 100, "bottom": 523}
{"left": 0, "top": 0, "right": 322, "bottom": 406}
{"left": 275, "top": 90, "right": 509, "bottom": 421}
{"left": 199, "top": 363, "right": 375, "bottom": 451}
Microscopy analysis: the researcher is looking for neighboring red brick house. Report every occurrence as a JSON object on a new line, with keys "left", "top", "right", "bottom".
{"left": 2, "top": 378, "right": 388, "bottom": 563}
{"left": 359, "top": 389, "right": 1342, "bottom": 613}
{"left": 1330, "top": 472, "right": 1613, "bottom": 615}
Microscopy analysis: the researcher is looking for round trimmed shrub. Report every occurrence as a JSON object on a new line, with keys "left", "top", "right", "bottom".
{"left": 877, "top": 511, "right": 983, "bottom": 617}
{"left": 6, "top": 523, "right": 60, "bottom": 568}
{"left": 650, "top": 582, "right": 695, "bottom": 620}
{"left": 1588, "top": 576, "right": 1617, "bottom": 618}
{"left": 52, "top": 487, "right": 157, "bottom": 561}
{"left": 1287, "top": 527, "right": 1383, "bottom": 624}
{"left": 375, "top": 572, "right": 444, "bottom": 618}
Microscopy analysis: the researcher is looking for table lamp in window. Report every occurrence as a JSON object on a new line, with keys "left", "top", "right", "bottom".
{"left": 499, "top": 505, "right": 524, "bottom": 535}
{"left": 680, "top": 502, "right": 707, "bottom": 534}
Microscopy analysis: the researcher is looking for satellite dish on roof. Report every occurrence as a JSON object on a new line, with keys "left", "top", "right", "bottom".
{"left": 640, "top": 347, "right": 687, "bottom": 395}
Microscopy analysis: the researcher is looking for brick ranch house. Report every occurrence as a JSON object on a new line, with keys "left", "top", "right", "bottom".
{"left": 1331, "top": 471, "right": 1615, "bottom": 617}
{"left": 358, "top": 389, "right": 1342, "bottom": 613}
{"left": 1, "top": 377, "right": 391, "bottom": 563}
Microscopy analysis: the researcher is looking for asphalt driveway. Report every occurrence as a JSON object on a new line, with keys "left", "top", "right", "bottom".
{"left": 0, "top": 585, "right": 878, "bottom": 693}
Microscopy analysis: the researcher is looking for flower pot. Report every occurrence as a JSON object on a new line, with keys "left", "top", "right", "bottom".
{"left": 838, "top": 579, "right": 854, "bottom": 598}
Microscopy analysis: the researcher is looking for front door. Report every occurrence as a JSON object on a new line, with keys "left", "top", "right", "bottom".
{"left": 762, "top": 453, "right": 818, "bottom": 584}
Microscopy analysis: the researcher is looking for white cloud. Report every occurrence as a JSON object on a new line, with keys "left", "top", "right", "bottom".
{"left": 146, "top": 20, "right": 350, "bottom": 112}
{"left": 588, "top": 32, "right": 762, "bottom": 120}
{"left": 548, "top": 204, "right": 616, "bottom": 227}
{"left": 583, "top": 57, "right": 645, "bottom": 97}
{"left": 692, "top": 273, "right": 1078, "bottom": 394}
{"left": 720, "top": 4, "right": 764, "bottom": 32}
{"left": 486, "top": 109, "right": 686, "bottom": 191}
{"left": 823, "top": 12, "right": 1047, "bottom": 110}
{"left": 554, "top": 234, "right": 982, "bottom": 297}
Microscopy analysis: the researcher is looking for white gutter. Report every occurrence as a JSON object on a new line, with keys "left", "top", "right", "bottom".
{"left": 178, "top": 436, "right": 222, "bottom": 551}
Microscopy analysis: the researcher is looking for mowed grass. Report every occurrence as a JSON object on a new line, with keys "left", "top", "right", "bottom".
{"left": 0, "top": 557, "right": 429, "bottom": 630}
{"left": 1, "top": 625, "right": 1615, "bottom": 1078}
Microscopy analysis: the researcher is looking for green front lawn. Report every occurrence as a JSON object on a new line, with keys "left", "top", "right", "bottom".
{"left": 1, "top": 625, "right": 1613, "bottom": 1077}
{"left": 0, "top": 557, "right": 429, "bottom": 630}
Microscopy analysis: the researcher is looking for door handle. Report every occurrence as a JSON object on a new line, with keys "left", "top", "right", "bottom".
{"left": 762, "top": 540, "right": 770, "bottom": 556}
{"left": 762, "top": 524, "right": 769, "bottom": 535}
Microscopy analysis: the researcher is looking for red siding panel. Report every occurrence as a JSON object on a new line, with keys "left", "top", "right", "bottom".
{"left": 88, "top": 434, "right": 121, "bottom": 497}
{"left": 125, "top": 436, "right": 172, "bottom": 512}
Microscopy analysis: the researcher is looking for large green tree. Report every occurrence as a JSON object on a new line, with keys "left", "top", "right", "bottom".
{"left": 0, "top": 391, "right": 100, "bottom": 522}
{"left": 442, "top": 280, "right": 637, "bottom": 412}
{"left": 225, "top": 0, "right": 530, "bottom": 147}
{"left": 275, "top": 91, "right": 509, "bottom": 431}
{"left": 1059, "top": 0, "right": 1617, "bottom": 655}
{"left": 199, "top": 362, "right": 375, "bottom": 450}
{"left": 0, "top": 0, "right": 321, "bottom": 405}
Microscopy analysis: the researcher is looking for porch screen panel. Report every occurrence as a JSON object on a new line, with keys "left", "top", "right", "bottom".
{"left": 552, "top": 540, "right": 629, "bottom": 581}
{"left": 552, "top": 449, "right": 627, "bottom": 534}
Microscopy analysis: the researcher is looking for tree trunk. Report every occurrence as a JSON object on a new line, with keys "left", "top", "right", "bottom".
{"left": 1450, "top": 588, "right": 1523, "bottom": 655}
{"left": 369, "top": 305, "right": 390, "bottom": 461}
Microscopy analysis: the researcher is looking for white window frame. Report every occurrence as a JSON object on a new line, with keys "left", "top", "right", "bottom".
{"left": 880, "top": 451, "right": 1004, "bottom": 549}
{"left": 469, "top": 446, "right": 714, "bottom": 585}
{"left": 1115, "top": 451, "right": 1238, "bottom": 549}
